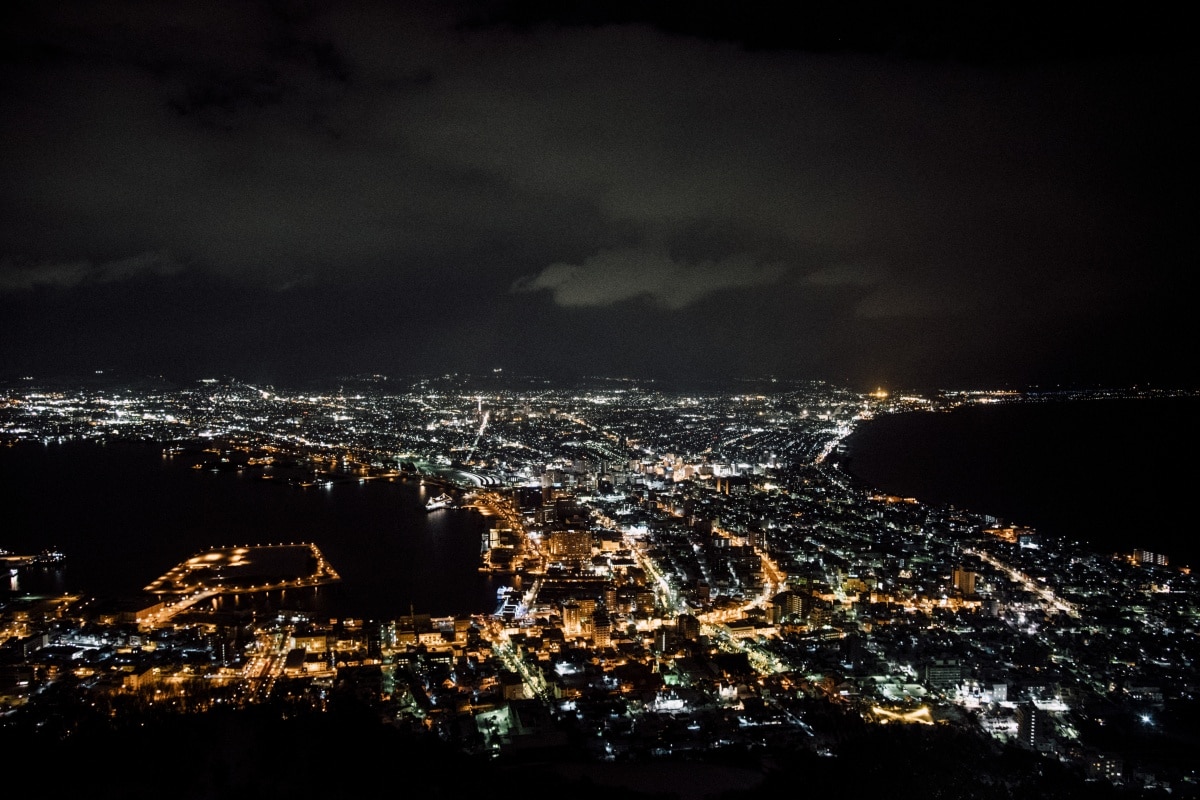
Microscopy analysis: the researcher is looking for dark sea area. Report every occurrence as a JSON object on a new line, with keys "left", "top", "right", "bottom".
{"left": 0, "top": 439, "right": 502, "bottom": 620}
{"left": 840, "top": 395, "right": 1200, "bottom": 568}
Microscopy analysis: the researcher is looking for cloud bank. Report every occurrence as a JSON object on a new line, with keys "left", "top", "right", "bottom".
{"left": 0, "top": 1, "right": 1188, "bottom": 389}
{"left": 512, "top": 248, "right": 787, "bottom": 309}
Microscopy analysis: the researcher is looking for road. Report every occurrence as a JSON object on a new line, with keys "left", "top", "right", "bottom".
{"left": 967, "top": 547, "right": 1079, "bottom": 618}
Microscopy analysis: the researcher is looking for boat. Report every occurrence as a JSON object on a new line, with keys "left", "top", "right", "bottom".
{"left": 426, "top": 492, "right": 454, "bottom": 511}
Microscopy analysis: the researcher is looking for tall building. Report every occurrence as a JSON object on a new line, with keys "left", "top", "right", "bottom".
{"left": 952, "top": 565, "right": 976, "bottom": 596}
{"left": 771, "top": 590, "right": 807, "bottom": 619}
{"left": 1132, "top": 549, "right": 1169, "bottom": 567}
{"left": 593, "top": 609, "right": 612, "bottom": 648}
{"left": 548, "top": 529, "right": 593, "bottom": 562}
{"left": 923, "top": 658, "right": 962, "bottom": 690}
{"left": 675, "top": 614, "right": 701, "bottom": 641}
{"left": 561, "top": 601, "right": 582, "bottom": 636}
{"left": 1017, "top": 702, "right": 1049, "bottom": 750}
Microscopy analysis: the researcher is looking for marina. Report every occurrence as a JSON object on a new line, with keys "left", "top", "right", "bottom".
{"left": 144, "top": 542, "right": 340, "bottom": 597}
{"left": 0, "top": 439, "right": 500, "bottom": 620}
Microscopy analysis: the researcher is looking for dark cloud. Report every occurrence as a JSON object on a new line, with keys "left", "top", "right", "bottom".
{"left": 0, "top": 0, "right": 1191, "bottom": 390}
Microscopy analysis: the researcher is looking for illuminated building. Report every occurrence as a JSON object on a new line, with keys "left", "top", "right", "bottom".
{"left": 983, "top": 525, "right": 1038, "bottom": 547}
{"left": 561, "top": 601, "right": 582, "bottom": 636}
{"left": 548, "top": 529, "right": 593, "bottom": 562}
{"left": 593, "top": 609, "right": 611, "bottom": 647}
{"left": 1132, "top": 549, "right": 1168, "bottom": 567}
{"left": 952, "top": 565, "right": 976, "bottom": 596}
{"left": 771, "top": 590, "right": 807, "bottom": 619}
{"left": 923, "top": 658, "right": 962, "bottom": 690}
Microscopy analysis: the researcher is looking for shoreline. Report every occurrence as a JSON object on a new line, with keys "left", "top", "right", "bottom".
{"left": 837, "top": 396, "right": 1199, "bottom": 568}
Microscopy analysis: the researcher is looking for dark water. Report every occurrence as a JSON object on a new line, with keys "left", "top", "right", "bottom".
{"left": 840, "top": 396, "right": 1200, "bottom": 567}
{"left": 0, "top": 439, "right": 501, "bottom": 619}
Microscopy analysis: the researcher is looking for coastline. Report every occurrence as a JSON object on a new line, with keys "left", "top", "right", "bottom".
{"left": 837, "top": 395, "right": 1200, "bottom": 568}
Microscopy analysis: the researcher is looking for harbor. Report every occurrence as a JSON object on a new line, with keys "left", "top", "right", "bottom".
{"left": 140, "top": 542, "right": 342, "bottom": 628}
{"left": 1, "top": 548, "right": 65, "bottom": 569}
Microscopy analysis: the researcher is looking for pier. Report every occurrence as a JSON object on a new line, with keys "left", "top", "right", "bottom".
{"left": 1, "top": 549, "right": 65, "bottom": 568}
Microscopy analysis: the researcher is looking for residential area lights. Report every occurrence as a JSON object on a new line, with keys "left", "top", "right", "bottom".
{"left": 1, "top": 376, "right": 1197, "bottom": 791}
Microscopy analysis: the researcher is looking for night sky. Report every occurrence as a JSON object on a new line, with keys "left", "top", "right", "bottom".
{"left": 1, "top": 1, "right": 1191, "bottom": 392}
